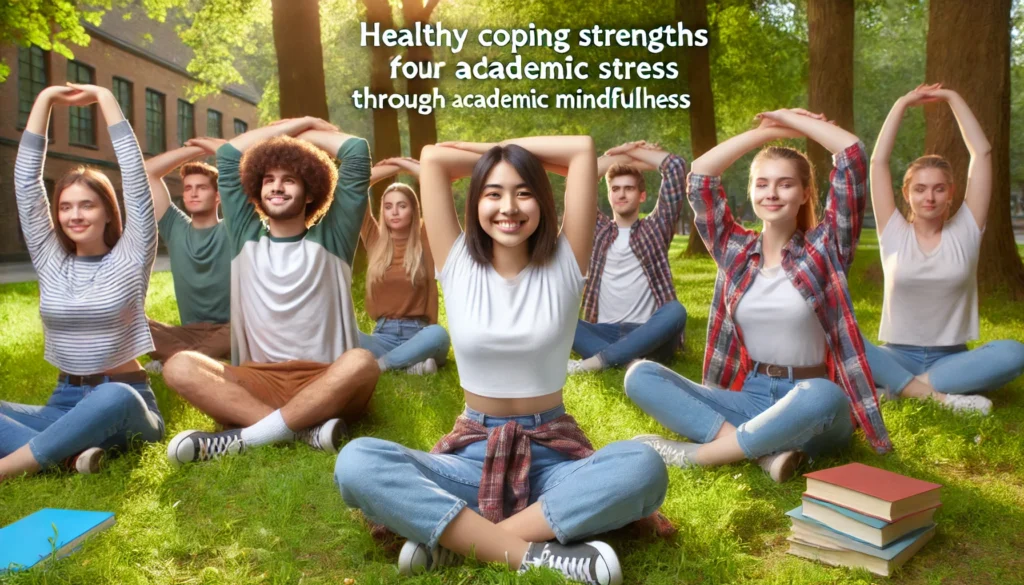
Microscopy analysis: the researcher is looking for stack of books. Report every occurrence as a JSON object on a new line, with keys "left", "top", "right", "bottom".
{"left": 785, "top": 463, "right": 941, "bottom": 576}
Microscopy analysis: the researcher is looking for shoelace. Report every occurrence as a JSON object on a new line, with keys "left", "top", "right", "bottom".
{"left": 198, "top": 434, "right": 242, "bottom": 460}
{"left": 531, "top": 547, "right": 594, "bottom": 583}
{"left": 298, "top": 426, "right": 322, "bottom": 449}
{"left": 649, "top": 441, "right": 689, "bottom": 467}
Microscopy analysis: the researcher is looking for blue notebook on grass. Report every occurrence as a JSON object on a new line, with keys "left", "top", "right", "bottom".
{"left": 0, "top": 508, "right": 115, "bottom": 573}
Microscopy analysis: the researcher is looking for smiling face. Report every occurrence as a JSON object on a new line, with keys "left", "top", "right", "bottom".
{"left": 749, "top": 158, "right": 809, "bottom": 226}
{"left": 182, "top": 173, "right": 219, "bottom": 216}
{"left": 607, "top": 174, "right": 647, "bottom": 219}
{"left": 57, "top": 183, "right": 111, "bottom": 253}
{"left": 260, "top": 167, "right": 310, "bottom": 222}
{"left": 382, "top": 189, "right": 414, "bottom": 233}
{"left": 904, "top": 167, "right": 952, "bottom": 222}
{"left": 477, "top": 161, "right": 542, "bottom": 251}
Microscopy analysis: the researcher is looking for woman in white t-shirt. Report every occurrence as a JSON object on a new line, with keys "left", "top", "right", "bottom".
{"left": 863, "top": 84, "right": 1024, "bottom": 415}
{"left": 334, "top": 138, "right": 668, "bottom": 585}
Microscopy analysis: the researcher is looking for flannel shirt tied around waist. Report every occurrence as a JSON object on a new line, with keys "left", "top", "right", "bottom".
{"left": 432, "top": 412, "right": 676, "bottom": 537}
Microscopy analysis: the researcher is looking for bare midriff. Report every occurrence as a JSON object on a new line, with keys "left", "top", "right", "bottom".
{"left": 463, "top": 388, "right": 564, "bottom": 417}
{"left": 101, "top": 358, "right": 145, "bottom": 375}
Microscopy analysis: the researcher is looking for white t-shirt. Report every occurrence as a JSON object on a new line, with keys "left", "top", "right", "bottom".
{"left": 879, "top": 205, "right": 982, "bottom": 346}
{"left": 734, "top": 265, "right": 826, "bottom": 367}
{"left": 597, "top": 227, "right": 658, "bottom": 324}
{"left": 439, "top": 233, "right": 584, "bottom": 398}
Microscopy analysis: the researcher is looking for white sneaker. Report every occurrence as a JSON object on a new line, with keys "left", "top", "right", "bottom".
{"left": 71, "top": 447, "right": 104, "bottom": 474}
{"left": 632, "top": 434, "right": 697, "bottom": 469}
{"left": 756, "top": 450, "right": 806, "bottom": 483}
{"left": 941, "top": 394, "right": 993, "bottom": 415}
{"left": 567, "top": 359, "right": 586, "bottom": 375}
{"left": 406, "top": 358, "right": 438, "bottom": 375}
{"left": 397, "top": 540, "right": 463, "bottom": 575}
{"left": 145, "top": 360, "right": 163, "bottom": 374}
{"left": 297, "top": 418, "right": 347, "bottom": 453}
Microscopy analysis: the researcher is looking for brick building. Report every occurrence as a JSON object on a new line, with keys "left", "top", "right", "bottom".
{"left": 0, "top": 11, "right": 260, "bottom": 261}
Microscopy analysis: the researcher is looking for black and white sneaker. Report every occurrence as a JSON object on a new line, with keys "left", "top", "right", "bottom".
{"left": 167, "top": 429, "right": 245, "bottom": 466}
{"left": 297, "top": 418, "right": 347, "bottom": 454}
{"left": 397, "top": 540, "right": 463, "bottom": 575}
{"left": 519, "top": 541, "right": 622, "bottom": 585}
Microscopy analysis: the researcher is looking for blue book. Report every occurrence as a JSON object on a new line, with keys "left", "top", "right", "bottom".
{"left": 787, "top": 505, "right": 936, "bottom": 576}
{"left": 801, "top": 496, "right": 938, "bottom": 547}
{"left": 0, "top": 509, "right": 115, "bottom": 573}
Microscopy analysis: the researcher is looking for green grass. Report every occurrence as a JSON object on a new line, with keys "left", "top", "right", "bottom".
{"left": 2, "top": 230, "right": 1023, "bottom": 584}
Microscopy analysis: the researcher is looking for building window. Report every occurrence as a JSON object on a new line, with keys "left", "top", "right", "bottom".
{"left": 18, "top": 46, "right": 48, "bottom": 129}
{"left": 66, "top": 60, "right": 97, "bottom": 147}
{"left": 112, "top": 77, "right": 133, "bottom": 125}
{"left": 234, "top": 118, "right": 248, "bottom": 136}
{"left": 207, "top": 109, "right": 223, "bottom": 138}
{"left": 177, "top": 99, "right": 195, "bottom": 146}
{"left": 145, "top": 89, "right": 165, "bottom": 154}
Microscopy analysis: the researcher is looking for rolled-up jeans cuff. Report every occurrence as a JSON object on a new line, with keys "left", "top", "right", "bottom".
{"left": 892, "top": 372, "right": 916, "bottom": 396}
{"left": 28, "top": 439, "right": 57, "bottom": 469}
{"left": 427, "top": 500, "right": 468, "bottom": 550}
{"left": 540, "top": 497, "right": 570, "bottom": 544}
{"left": 702, "top": 413, "right": 727, "bottom": 443}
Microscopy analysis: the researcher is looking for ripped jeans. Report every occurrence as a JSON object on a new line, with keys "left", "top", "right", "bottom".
{"left": 624, "top": 361, "right": 854, "bottom": 459}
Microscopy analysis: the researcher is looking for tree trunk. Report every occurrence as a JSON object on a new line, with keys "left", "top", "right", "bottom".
{"left": 271, "top": 0, "right": 330, "bottom": 119}
{"left": 926, "top": 0, "right": 1024, "bottom": 297}
{"left": 403, "top": 0, "right": 440, "bottom": 179}
{"left": 678, "top": 0, "right": 713, "bottom": 256}
{"left": 362, "top": 0, "right": 404, "bottom": 199}
{"left": 807, "top": 0, "right": 855, "bottom": 203}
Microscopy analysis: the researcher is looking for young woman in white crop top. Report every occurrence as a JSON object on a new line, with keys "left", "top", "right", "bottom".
{"left": 334, "top": 137, "right": 668, "bottom": 585}
{"left": 862, "top": 84, "right": 1024, "bottom": 415}
{"left": 0, "top": 85, "right": 164, "bottom": 479}
{"left": 624, "top": 108, "right": 892, "bottom": 484}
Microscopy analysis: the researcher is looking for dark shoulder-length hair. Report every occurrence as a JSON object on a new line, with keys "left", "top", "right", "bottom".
{"left": 51, "top": 166, "right": 123, "bottom": 254}
{"left": 464, "top": 144, "right": 558, "bottom": 266}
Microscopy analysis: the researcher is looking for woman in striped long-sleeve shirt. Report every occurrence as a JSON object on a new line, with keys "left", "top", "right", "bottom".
{"left": 0, "top": 84, "right": 164, "bottom": 479}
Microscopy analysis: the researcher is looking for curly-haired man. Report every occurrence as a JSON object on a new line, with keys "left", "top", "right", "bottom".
{"left": 162, "top": 117, "right": 380, "bottom": 465}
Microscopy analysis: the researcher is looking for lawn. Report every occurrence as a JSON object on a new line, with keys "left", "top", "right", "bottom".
{"left": 1, "top": 231, "right": 1022, "bottom": 585}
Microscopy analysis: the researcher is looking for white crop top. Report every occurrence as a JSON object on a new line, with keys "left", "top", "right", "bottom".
{"left": 734, "top": 265, "right": 826, "bottom": 367}
{"left": 439, "top": 233, "right": 585, "bottom": 398}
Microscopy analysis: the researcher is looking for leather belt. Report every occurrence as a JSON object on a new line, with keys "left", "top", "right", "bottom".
{"left": 58, "top": 370, "right": 149, "bottom": 386}
{"left": 754, "top": 362, "right": 828, "bottom": 380}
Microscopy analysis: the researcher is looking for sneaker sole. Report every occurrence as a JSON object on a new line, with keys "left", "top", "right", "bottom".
{"left": 318, "top": 419, "right": 348, "bottom": 454}
{"left": 398, "top": 541, "right": 427, "bottom": 576}
{"left": 585, "top": 540, "right": 623, "bottom": 585}
{"left": 166, "top": 430, "right": 198, "bottom": 467}
{"left": 75, "top": 448, "right": 104, "bottom": 474}
{"left": 768, "top": 451, "right": 807, "bottom": 483}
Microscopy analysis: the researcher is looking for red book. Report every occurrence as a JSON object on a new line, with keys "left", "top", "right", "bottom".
{"left": 803, "top": 463, "right": 942, "bottom": 522}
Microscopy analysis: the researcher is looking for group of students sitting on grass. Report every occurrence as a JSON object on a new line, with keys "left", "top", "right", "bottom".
{"left": 1, "top": 82, "right": 1023, "bottom": 585}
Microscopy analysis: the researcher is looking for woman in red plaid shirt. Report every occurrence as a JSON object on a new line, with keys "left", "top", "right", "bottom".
{"left": 625, "top": 108, "right": 891, "bottom": 483}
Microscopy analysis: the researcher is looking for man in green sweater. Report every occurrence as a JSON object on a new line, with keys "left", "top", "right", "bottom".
{"left": 145, "top": 143, "right": 232, "bottom": 372}
{"left": 162, "top": 117, "right": 380, "bottom": 465}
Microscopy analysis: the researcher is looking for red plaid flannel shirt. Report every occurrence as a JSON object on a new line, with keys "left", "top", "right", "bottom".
{"left": 582, "top": 154, "right": 687, "bottom": 342}
{"left": 432, "top": 413, "right": 675, "bottom": 536}
{"left": 687, "top": 142, "right": 892, "bottom": 454}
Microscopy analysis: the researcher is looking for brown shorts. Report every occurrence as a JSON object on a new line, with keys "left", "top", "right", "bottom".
{"left": 222, "top": 360, "right": 331, "bottom": 409}
{"left": 149, "top": 320, "right": 231, "bottom": 362}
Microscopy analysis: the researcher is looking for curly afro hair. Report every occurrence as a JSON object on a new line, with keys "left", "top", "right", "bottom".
{"left": 239, "top": 135, "right": 339, "bottom": 227}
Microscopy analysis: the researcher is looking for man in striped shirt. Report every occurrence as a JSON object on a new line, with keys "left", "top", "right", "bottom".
{"left": 161, "top": 117, "right": 380, "bottom": 465}
{"left": 568, "top": 141, "right": 688, "bottom": 374}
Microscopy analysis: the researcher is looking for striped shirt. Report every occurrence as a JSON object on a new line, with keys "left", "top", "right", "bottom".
{"left": 582, "top": 154, "right": 687, "bottom": 341}
{"left": 14, "top": 122, "right": 157, "bottom": 375}
{"left": 688, "top": 142, "right": 891, "bottom": 454}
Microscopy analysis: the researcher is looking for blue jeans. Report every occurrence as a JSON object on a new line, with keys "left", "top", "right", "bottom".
{"left": 624, "top": 361, "right": 853, "bottom": 459}
{"left": 358, "top": 318, "right": 450, "bottom": 371}
{"left": 0, "top": 380, "right": 164, "bottom": 468}
{"left": 335, "top": 405, "right": 668, "bottom": 550}
{"left": 862, "top": 336, "right": 1024, "bottom": 396}
{"left": 573, "top": 300, "right": 687, "bottom": 367}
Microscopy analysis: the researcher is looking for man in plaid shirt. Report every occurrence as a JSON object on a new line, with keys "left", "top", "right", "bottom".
{"left": 569, "top": 141, "right": 688, "bottom": 374}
